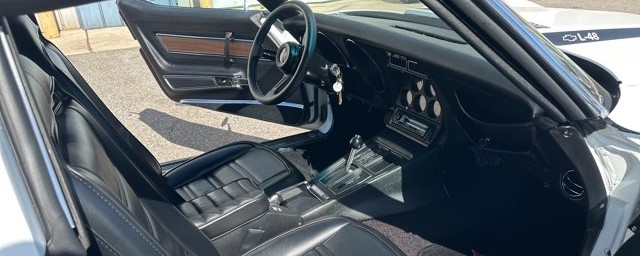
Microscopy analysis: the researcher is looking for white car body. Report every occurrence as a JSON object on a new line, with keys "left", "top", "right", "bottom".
{"left": 506, "top": 2, "right": 640, "bottom": 255}
{"left": 507, "top": 0, "right": 640, "bottom": 133}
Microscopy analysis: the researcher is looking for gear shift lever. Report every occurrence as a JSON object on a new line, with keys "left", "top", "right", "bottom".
{"left": 345, "top": 134, "right": 363, "bottom": 172}
{"left": 312, "top": 134, "right": 365, "bottom": 185}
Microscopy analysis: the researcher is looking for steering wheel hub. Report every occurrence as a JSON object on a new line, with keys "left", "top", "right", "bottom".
{"left": 276, "top": 42, "right": 300, "bottom": 74}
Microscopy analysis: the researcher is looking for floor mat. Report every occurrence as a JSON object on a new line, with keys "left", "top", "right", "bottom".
{"left": 364, "top": 220, "right": 438, "bottom": 256}
{"left": 364, "top": 219, "right": 473, "bottom": 256}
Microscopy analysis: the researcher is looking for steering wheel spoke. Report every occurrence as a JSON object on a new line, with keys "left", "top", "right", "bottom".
{"left": 261, "top": 49, "right": 277, "bottom": 61}
{"left": 266, "top": 74, "right": 292, "bottom": 97}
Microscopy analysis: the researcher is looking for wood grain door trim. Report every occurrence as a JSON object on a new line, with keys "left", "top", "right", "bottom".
{"left": 157, "top": 33, "right": 253, "bottom": 58}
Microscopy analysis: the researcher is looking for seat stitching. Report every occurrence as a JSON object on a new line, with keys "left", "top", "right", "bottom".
{"left": 94, "top": 231, "right": 122, "bottom": 256}
{"left": 74, "top": 174, "right": 167, "bottom": 256}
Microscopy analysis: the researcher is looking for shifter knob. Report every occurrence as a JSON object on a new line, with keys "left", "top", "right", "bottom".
{"left": 350, "top": 134, "right": 364, "bottom": 149}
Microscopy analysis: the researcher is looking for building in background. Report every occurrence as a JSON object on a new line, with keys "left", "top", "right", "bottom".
{"left": 37, "top": 0, "right": 260, "bottom": 38}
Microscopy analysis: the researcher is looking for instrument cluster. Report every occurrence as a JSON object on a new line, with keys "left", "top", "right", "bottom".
{"left": 397, "top": 77, "right": 441, "bottom": 121}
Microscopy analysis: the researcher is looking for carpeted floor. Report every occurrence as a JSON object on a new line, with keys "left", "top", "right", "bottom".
{"left": 361, "top": 166, "right": 586, "bottom": 256}
{"left": 364, "top": 219, "right": 467, "bottom": 256}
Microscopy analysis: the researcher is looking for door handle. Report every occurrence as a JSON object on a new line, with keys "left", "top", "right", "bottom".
{"left": 224, "top": 31, "right": 234, "bottom": 67}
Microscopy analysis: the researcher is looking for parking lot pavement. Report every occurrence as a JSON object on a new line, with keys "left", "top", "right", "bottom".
{"left": 68, "top": 48, "right": 306, "bottom": 163}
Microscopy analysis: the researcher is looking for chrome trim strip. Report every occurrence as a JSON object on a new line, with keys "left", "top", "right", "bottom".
{"left": 486, "top": 0, "right": 609, "bottom": 118}
{"left": 179, "top": 99, "right": 304, "bottom": 109}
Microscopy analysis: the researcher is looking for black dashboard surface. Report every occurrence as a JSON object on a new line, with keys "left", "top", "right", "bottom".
{"left": 288, "top": 12, "right": 543, "bottom": 150}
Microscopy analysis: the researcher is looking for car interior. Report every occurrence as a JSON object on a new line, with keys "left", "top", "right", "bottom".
{"left": 5, "top": 0, "right": 622, "bottom": 255}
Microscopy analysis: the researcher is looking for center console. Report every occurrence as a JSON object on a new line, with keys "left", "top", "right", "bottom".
{"left": 216, "top": 110, "right": 447, "bottom": 253}
{"left": 308, "top": 134, "right": 407, "bottom": 199}
{"left": 269, "top": 122, "right": 446, "bottom": 221}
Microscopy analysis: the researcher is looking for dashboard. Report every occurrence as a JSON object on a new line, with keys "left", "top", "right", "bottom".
{"left": 288, "top": 12, "right": 540, "bottom": 151}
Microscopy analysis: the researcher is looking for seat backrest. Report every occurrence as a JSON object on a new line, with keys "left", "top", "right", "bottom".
{"left": 11, "top": 15, "right": 221, "bottom": 255}
{"left": 7, "top": 15, "right": 187, "bottom": 203}
{"left": 8, "top": 15, "right": 163, "bottom": 174}
{"left": 19, "top": 52, "right": 219, "bottom": 256}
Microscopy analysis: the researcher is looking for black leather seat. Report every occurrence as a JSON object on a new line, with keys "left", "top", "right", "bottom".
{"left": 18, "top": 48, "right": 404, "bottom": 256}
{"left": 166, "top": 141, "right": 301, "bottom": 196}
{"left": 8, "top": 15, "right": 302, "bottom": 239}
{"left": 244, "top": 217, "right": 403, "bottom": 256}
{"left": 177, "top": 178, "right": 269, "bottom": 238}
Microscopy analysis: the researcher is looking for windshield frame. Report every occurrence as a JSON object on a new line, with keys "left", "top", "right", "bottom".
{"left": 484, "top": 0, "right": 610, "bottom": 119}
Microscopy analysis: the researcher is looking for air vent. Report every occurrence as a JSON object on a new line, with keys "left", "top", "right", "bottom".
{"left": 389, "top": 53, "right": 407, "bottom": 69}
{"left": 408, "top": 60, "right": 426, "bottom": 76}
{"left": 561, "top": 170, "right": 585, "bottom": 199}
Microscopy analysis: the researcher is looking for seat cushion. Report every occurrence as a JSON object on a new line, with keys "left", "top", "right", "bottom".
{"left": 244, "top": 217, "right": 404, "bottom": 256}
{"left": 166, "top": 142, "right": 302, "bottom": 195}
{"left": 177, "top": 179, "right": 269, "bottom": 238}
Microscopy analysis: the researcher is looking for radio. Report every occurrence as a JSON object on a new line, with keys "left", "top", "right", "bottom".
{"left": 388, "top": 109, "right": 439, "bottom": 146}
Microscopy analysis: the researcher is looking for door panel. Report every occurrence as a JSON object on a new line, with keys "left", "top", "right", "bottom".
{"left": 118, "top": 0, "right": 326, "bottom": 127}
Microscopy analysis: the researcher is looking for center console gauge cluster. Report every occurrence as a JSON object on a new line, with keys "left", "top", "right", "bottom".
{"left": 389, "top": 68, "right": 443, "bottom": 146}
{"left": 399, "top": 78, "right": 441, "bottom": 119}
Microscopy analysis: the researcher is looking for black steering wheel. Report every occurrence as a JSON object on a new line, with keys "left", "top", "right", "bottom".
{"left": 247, "top": 0, "right": 317, "bottom": 105}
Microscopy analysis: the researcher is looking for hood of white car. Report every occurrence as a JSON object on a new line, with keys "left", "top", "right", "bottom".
{"left": 506, "top": 0, "right": 640, "bottom": 133}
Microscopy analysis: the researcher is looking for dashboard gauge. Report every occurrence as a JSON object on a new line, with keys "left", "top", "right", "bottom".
{"left": 412, "top": 79, "right": 425, "bottom": 92}
{"left": 414, "top": 95, "right": 428, "bottom": 112}
{"left": 400, "top": 89, "right": 413, "bottom": 107}
{"left": 428, "top": 85, "right": 436, "bottom": 97}
{"left": 428, "top": 100, "right": 442, "bottom": 118}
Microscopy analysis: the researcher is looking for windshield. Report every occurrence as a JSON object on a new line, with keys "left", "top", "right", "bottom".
{"left": 300, "top": 0, "right": 425, "bottom": 14}
{"left": 243, "top": 0, "right": 425, "bottom": 13}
